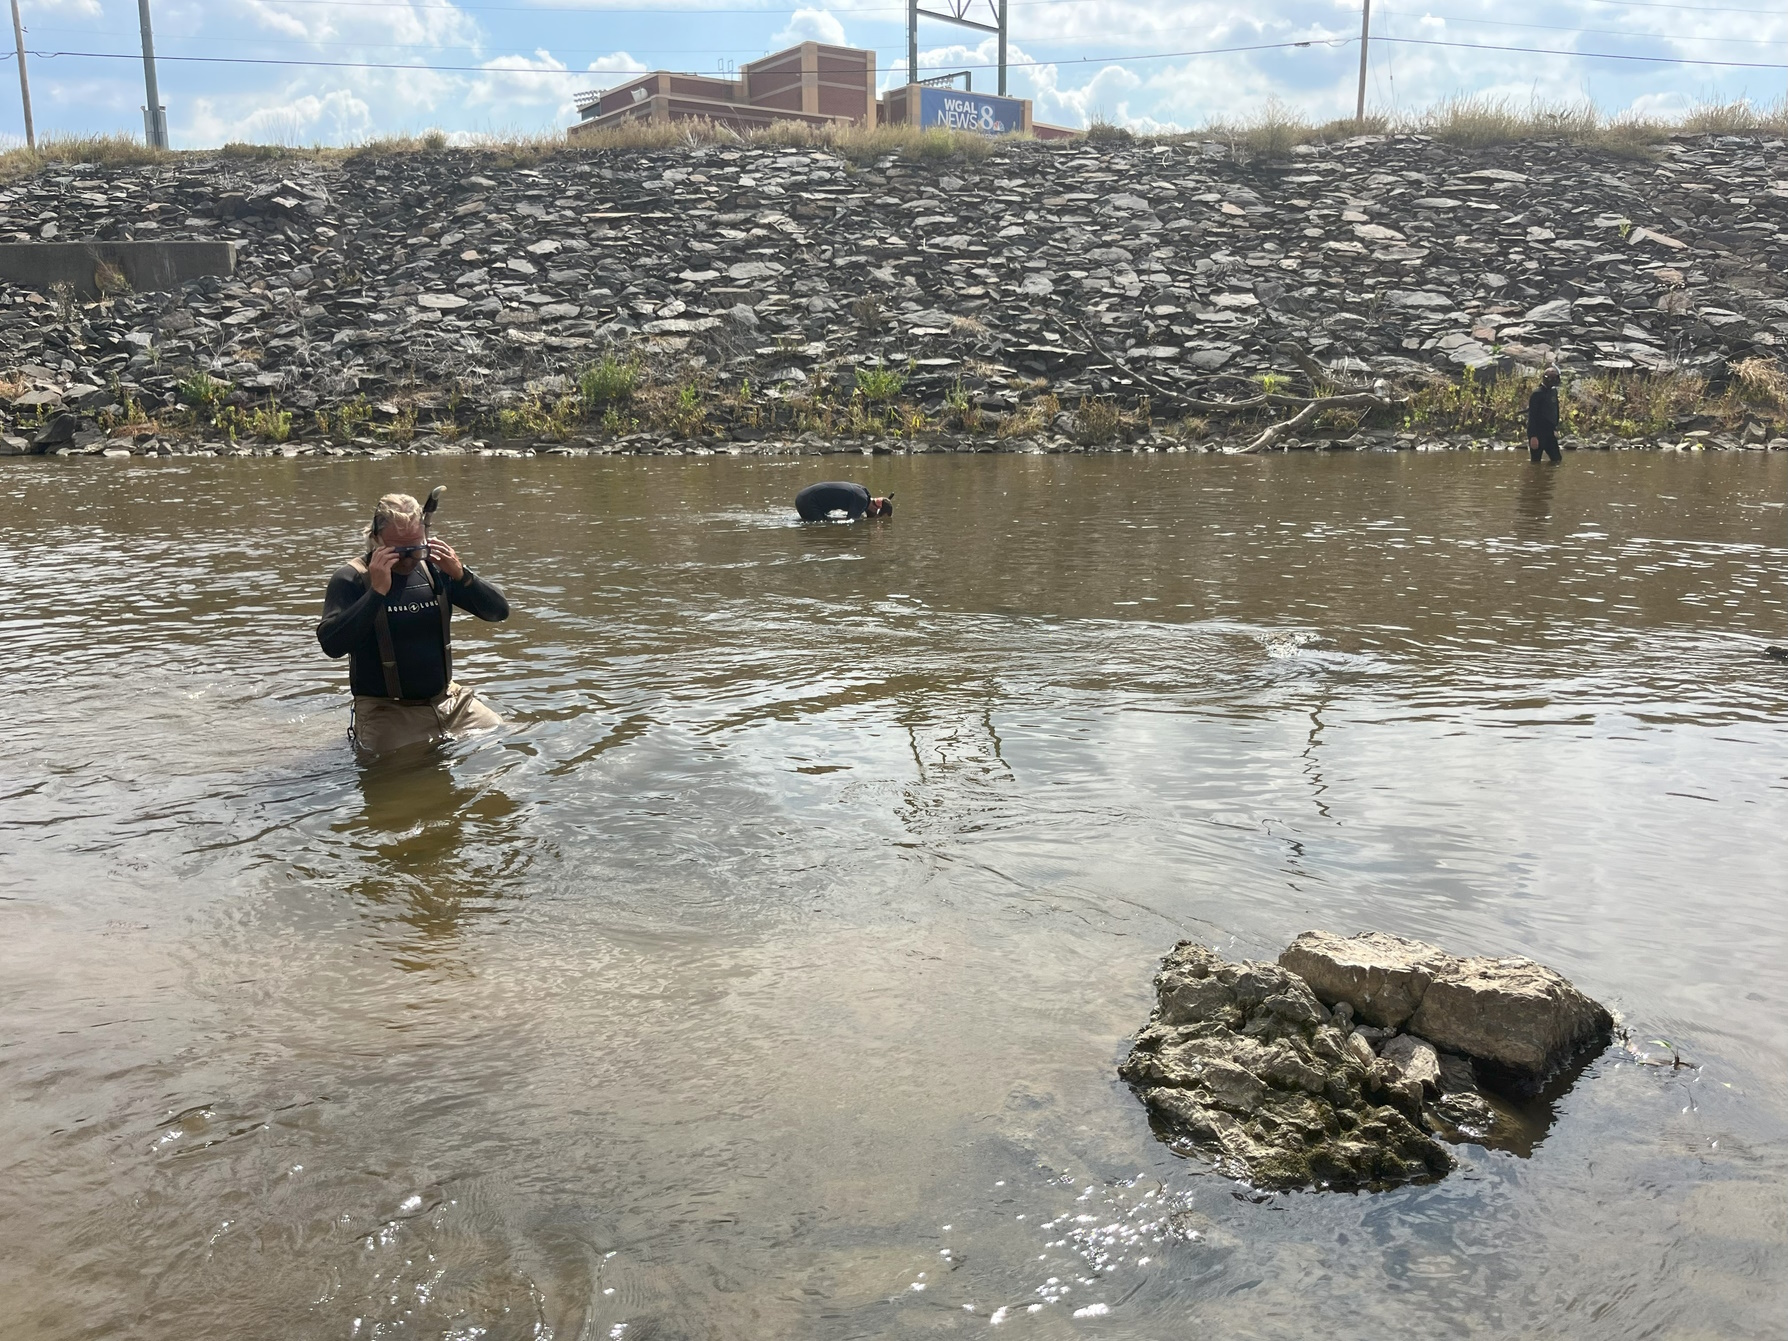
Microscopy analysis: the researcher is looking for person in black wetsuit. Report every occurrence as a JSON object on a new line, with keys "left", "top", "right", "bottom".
{"left": 316, "top": 490, "right": 510, "bottom": 754}
{"left": 795, "top": 481, "right": 893, "bottom": 521}
{"left": 1527, "top": 366, "right": 1562, "bottom": 463}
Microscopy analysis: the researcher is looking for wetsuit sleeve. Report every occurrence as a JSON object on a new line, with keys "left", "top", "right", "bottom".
{"left": 1526, "top": 391, "right": 1541, "bottom": 436}
{"left": 448, "top": 567, "right": 509, "bottom": 622}
{"left": 317, "top": 565, "right": 378, "bottom": 659}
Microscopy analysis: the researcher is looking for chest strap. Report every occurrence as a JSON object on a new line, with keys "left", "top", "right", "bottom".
{"left": 347, "top": 558, "right": 452, "bottom": 700}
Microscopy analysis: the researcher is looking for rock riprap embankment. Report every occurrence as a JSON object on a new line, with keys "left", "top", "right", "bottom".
{"left": 1120, "top": 932, "right": 1612, "bottom": 1191}
{"left": 6, "top": 132, "right": 1788, "bottom": 456}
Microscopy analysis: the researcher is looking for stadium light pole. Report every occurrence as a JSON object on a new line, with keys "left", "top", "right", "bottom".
{"left": 1351, "top": 0, "right": 1366, "bottom": 125}
{"left": 908, "top": 0, "right": 919, "bottom": 85}
{"left": 137, "top": 0, "right": 167, "bottom": 148}
{"left": 9, "top": 0, "right": 31, "bottom": 150}
{"left": 909, "top": 3, "right": 1008, "bottom": 92}
{"left": 997, "top": 0, "right": 1007, "bottom": 95}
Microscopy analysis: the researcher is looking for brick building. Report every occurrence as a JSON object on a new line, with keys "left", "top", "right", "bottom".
{"left": 571, "top": 43, "right": 877, "bottom": 136}
{"left": 570, "top": 40, "right": 1073, "bottom": 140}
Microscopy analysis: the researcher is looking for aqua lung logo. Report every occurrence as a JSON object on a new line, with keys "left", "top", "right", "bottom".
{"left": 918, "top": 87, "right": 1019, "bottom": 136}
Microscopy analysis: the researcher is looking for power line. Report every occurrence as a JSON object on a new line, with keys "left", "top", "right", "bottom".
{"left": 1577, "top": 0, "right": 1788, "bottom": 14}
{"left": 18, "top": 0, "right": 1788, "bottom": 15}
{"left": 3, "top": 36, "right": 1359, "bottom": 77}
{"left": 16, "top": 32, "right": 1788, "bottom": 77}
{"left": 1, "top": 0, "right": 1167, "bottom": 15}
{"left": 1382, "top": 6, "right": 1788, "bottom": 46}
{"left": 21, "top": 12, "right": 1788, "bottom": 58}
{"left": 18, "top": 26, "right": 805, "bottom": 52}
{"left": 7, "top": 23, "right": 1788, "bottom": 84}
{"left": 1376, "top": 33, "right": 1788, "bottom": 69}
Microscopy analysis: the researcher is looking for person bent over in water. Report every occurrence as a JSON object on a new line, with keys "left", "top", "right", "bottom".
{"left": 795, "top": 481, "right": 894, "bottom": 521}
{"left": 1527, "top": 367, "right": 1563, "bottom": 463}
{"left": 317, "top": 490, "right": 509, "bottom": 755}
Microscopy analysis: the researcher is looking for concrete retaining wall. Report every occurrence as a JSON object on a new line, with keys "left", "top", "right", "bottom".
{"left": 0, "top": 241, "right": 236, "bottom": 297}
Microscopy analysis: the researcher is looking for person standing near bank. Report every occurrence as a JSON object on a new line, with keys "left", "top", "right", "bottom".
{"left": 795, "top": 480, "right": 894, "bottom": 520}
{"left": 1527, "top": 366, "right": 1563, "bottom": 463}
{"left": 317, "top": 489, "right": 509, "bottom": 754}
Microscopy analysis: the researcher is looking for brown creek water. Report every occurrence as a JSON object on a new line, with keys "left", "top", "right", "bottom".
{"left": 2, "top": 451, "right": 1786, "bottom": 1340}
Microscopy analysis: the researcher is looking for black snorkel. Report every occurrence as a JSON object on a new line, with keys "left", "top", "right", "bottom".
{"left": 419, "top": 485, "right": 446, "bottom": 581}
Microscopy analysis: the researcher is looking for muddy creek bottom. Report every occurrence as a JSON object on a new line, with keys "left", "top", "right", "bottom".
{"left": 2, "top": 452, "right": 1785, "bottom": 1340}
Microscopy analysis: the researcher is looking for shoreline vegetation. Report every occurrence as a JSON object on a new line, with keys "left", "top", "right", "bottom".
{"left": 11, "top": 355, "right": 1788, "bottom": 459}
{"left": 7, "top": 99, "right": 1788, "bottom": 458}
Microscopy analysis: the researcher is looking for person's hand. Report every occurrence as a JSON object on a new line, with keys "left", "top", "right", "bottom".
{"left": 367, "top": 546, "right": 399, "bottom": 595}
{"left": 1528, "top": 436, "right": 1539, "bottom": 451}
{"left": 427, "top": 537, "right": 464, "bottom": 580}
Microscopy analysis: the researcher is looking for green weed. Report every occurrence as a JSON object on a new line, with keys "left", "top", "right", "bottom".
{"left": 855, "top": 364, "right": 908, "bottom": 403}
{"left": 247, "top": 400, "right": 293, "bottom": 443}
{"left": 177, "top": 371, "right": 230, "bottom": 408}
{"left": 579, "top": 354, "right": 639, "bottom": 410}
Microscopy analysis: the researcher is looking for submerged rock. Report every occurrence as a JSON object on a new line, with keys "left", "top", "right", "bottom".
{"left": 1122, "top": 933, "right": 1613, "bottom": 1191}
{"left": 1119, "top": 941, "right": 1454, "bottom": 1191}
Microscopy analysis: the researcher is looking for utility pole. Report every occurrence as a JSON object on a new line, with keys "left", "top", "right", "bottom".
{"left": 9, "top": 0, "right": 30, "bottom": 149}
{"left": 1351, "top": 0, "right": 1366, "bottom": 126}
{"left": 997, "top": 0, "right": 1007, "bottom": 96}
{"left": 908, "top": 0, "right": 918, "bottom": 87}
{"left": 136, "top": 0, "right": 167, "bottom": 148}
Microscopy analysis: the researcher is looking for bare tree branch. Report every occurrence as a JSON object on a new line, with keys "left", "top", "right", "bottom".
{"left": 1228, "top": 392, "right": 1403, "bottom": 455}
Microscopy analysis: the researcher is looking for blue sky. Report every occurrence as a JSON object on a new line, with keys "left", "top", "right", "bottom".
{"left": 4, "top": 0, "right": 1787, "bottom": 147}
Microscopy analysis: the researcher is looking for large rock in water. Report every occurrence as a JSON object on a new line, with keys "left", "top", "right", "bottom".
{"left": 1123, "top": 934, "right": 1615, "bottom": 1190}
{"left": 1409, "top": 957, "right": 1614, "bottom": 1091}
{"left": 1279, "top": 931, "right": 1612, "bottom": 1093}
{"left": 1119, "top": 941, "right": 1454, "bottom": 1192}
{"left": 1278, "top": 930, "right": 1451, "bottom": 1028}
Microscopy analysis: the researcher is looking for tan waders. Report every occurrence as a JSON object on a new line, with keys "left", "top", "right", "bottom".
{"left": 345, "top": 555, "right": 503, "bottom": 755}
{"left": 351, "top": 682, "right": 503, "bottom": 755}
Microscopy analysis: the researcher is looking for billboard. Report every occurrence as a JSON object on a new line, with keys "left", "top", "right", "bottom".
{"left": 918, "top": 86, "right": 1023, "bottom": 136}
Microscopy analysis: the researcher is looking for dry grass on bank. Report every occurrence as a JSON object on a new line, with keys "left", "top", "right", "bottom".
{"left": 556, "top": 117, "right": 1001, "bottom": 163}
{"left": 0, "top": 133, "right": 173, "bottom": 182}
{"left": 8, "top": 92, "right": 1788, "bottom": 181}
{"left": 210, "top": 117, "right": 1001, "bottom": 166}
{"left": 1200, "top": 94, "right": 1788, "bottom": 157}
{"left": 0, "top": 118, "right": 1002, "bottom": 175}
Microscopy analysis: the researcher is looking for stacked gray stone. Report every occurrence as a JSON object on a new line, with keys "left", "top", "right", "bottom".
{"left": 5, "top": 131, "right": 1788, "bottom": 455}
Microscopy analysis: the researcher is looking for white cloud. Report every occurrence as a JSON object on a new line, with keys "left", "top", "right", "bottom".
{"left": 237, "top": 0, "right": 313, "bottom": 42}
{"left": 466, "top": 49, "right": 581, "bottom": 111}
{"left": 769, "top": 7, "right": 847, "bottom": 49}
{"left": 587, "top": 52, "right": 649, "bottom": 77}
{"left": 1038, "top": 63, "right": 1147, "bottom": 130}
{"left": 199, "top": 0, "right": 483, "bottom": 52}
{"left": 185, "top": 88, "right": 374, "bottom": 146}
{"left": 1627, "top": 90, "right": 1694, "bottom": 119}
{"left": 23, "top": 0, "right": 102, "bottom": 15}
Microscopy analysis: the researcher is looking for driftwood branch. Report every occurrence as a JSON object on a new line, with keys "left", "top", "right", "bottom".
{"left": 1228, "top": 392, "right": 1403, "bottom": 454}
{"left": 1047, "top": 312, "right": 1185, "bottom": 406}
{"left": 1040, "top": 317, "right": 1404, "bottom": 451}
